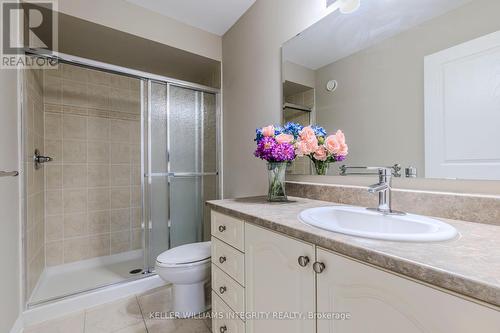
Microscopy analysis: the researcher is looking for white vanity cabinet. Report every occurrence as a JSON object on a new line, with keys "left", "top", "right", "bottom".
{"left": 316, "top": 248, "right": 500, "bottom": 333}
{"left": 210, "top": 209, "right": 500, "bottom": 333}
{"left": 245, "top": 223, "right": 316, "bottom": 333}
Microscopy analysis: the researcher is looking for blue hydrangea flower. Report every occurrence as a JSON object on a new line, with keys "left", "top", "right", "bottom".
{"left": 282, "top": 122, "right": 303, "bottom": 139}
{"left": 311, "top": 125, "right": 327, "bottom": 137}
{"left": 274, "top": 125, "right": 285, "bottom": 136}
{"left": 255, "top": 128, "right": 264, "bottom": 142}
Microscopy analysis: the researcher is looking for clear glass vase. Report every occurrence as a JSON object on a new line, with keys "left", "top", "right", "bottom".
{"left": 313, "top": 160, "right": 330, "bottom": 176}
{"left": 267, "top": 162, "right": 288, "bottom": 202}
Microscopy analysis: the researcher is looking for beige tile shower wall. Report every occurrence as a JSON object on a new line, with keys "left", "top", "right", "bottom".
{"left": 43, "top": 64, "right": 142, "bottom": 266}
{"left": 24, "top": 68, "right": 46, "bottom": 296}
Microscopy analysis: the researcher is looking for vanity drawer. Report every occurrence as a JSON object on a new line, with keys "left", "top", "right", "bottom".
{"left": 212, "top": 237, "right": 245, "bottom": 285}
{"left": 212, "top": 292, "right": 246, "bottom": 333}
{"left": 211, "top": 211, "right": 245, "bottom": 251}
{"left": 212, "top": 265, "right": 245, "bottom": 315}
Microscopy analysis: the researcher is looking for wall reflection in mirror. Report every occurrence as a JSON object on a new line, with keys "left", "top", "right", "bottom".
{"left": 282, "top": 0, "right": 500, "bottom": 180}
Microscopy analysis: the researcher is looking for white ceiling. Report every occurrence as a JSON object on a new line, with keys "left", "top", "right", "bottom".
{"left": 284, "top": 0, "right": 474, "bottom": 70}
{"left": 124, "top": 0, "right": 256, "bottom": 36}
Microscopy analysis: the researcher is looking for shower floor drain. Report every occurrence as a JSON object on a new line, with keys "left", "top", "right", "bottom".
{"left": 129, "top": 269, "right": 143, "bottom": 275}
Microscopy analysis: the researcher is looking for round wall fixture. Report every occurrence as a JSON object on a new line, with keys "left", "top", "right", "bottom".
{"left": 326, "top": 80, "right": 338, "bottom": 92}
{"left": 338, "top": 0, "right": 361, "bottom": 14}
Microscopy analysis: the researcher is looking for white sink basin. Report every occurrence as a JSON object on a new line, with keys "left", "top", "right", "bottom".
{"left": 298, "top": 206, "right": 458, "bottom": 242}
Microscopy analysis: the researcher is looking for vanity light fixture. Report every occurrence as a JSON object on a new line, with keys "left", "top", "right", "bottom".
{"left": 327, "top": 0, "right": 361, "bottom": 14}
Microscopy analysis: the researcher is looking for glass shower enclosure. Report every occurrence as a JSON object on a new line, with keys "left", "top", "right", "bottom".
{"left": 22, "top": 53, "right": 220, "bottom": 308}
{"left": 146, "top": 81, "right": 220, "bottom": 269}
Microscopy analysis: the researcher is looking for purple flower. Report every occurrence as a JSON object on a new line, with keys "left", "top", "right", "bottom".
{"left": 254, "top": 137, "right": 277, "bottom": 161}
{"left": 335, "top": 155, "right": 346, "bottom": 162}
{"left": 271, "top": 142, "right": 296, "bottom": 162}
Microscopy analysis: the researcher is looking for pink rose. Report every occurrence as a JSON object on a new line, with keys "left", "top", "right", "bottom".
{"left": 299, "top": 126, "right": 317, "bottom": 143}
{"left": 325, "top": 135, "right": 340, "bottom": 154}
{"left": 338, "top": 142, "right": 348, "bottom": 156}
{"left": 295, "top": 141, "right": 307, "bottom": 157}
{"left": 299, "top": 140, "right": 318, "bottom": 155}
{"left": 262, "top": 125, "right": 275, "bottom": 137}
{"left": 275, "top": 133, "right": 294, "bottom": 144}
{"left": 295, "top": 140, "right": 317, "bottom": 156}
{"left": 305, "top": 140, "right": 319, "bottom": 154}
{"left": 298, "top": 126, "right": 319, "bottom": 154}
{"left": 335, "top": 130, "right": 346, "bottom": 145}
{"left": 313, "top": 146, "right": 328, "bottom": 161}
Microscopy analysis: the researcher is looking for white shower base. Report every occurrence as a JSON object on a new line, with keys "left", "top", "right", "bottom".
{"left": 29, "top": 250, "right": 146, "bottom": 305}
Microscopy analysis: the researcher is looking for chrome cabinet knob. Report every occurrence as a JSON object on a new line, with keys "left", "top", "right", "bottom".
{"left": 297, "top": 256, "right": 310, "bottom": 267}
{"left": 313, "top": 262, "right": 326, "bottom": 274}
{"left": 218, "top": 225, "right": 226, "bottom": 232}
{"left": 219, "top": 325, "right": 227, "bottom": 333}
{"left": 219, "top": 286, "right": 227, "bottom": 294}
{"left": 219, "top": 256, "right": 227, "bottom": 264}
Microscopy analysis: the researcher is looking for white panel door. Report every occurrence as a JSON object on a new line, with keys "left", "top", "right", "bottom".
{"left": 245, "top": 223, "right": 316, "bottom": 333}
{"left": 316, "top": 248, "right": 500, "bottom": 333}
{"left": 425, "top": 30, "right": 500, "bottom": 180}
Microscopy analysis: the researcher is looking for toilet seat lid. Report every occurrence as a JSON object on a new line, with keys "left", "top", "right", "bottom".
{"left": 156, "top": 241, "right": 211, "bottom": 265}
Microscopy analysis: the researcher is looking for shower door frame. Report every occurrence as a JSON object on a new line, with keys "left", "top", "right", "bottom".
{"left": 145, "top": 80, "right": 221, "bottom": 272}
{"left": 22, "top": 50, "right": 222, "bottom": 308}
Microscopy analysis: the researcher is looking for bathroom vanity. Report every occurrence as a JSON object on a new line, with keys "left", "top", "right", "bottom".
{"left": 208, "top": 197, "right": 500, "bottom": 333}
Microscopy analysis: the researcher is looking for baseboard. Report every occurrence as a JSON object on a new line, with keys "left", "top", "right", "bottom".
{"left": 23, "top": 275, "right": 165, "bottom": 328}
{"left": 9, "top": 316, "right": 23, "bottom": 333}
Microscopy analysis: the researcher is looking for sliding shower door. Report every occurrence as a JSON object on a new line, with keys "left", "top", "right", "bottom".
{"left": 147, "top": 82, "right": 219, "bottom": 270}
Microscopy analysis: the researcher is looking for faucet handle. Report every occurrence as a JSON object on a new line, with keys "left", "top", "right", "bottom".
{"left": 392, "top": 164, "right": 402, "bottom": 177}
{"left": 375, "top": 167, "right": 394, "bottom": 186}
{"left": 378, "top": 165, "right": 401, "bottom": 176}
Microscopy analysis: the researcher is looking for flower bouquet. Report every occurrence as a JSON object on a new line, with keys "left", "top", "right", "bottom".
{"left": 295, "top": 125, "right": 348, "bottom": 176}
{"left": 254, "top": 124, "right": 297, "bottom": 202}
{"left": 254, "top": 122, "right": 348, "bottom": 202}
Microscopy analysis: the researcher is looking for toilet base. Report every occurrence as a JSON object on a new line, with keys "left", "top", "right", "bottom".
{"left": 172, "top": 281, "right": 206, "bottom": 318}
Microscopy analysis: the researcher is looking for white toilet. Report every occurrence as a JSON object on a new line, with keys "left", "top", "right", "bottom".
{"left": 155, "top": 241, "right": 211, "bottom": 317}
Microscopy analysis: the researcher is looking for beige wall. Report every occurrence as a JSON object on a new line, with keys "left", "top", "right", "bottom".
{"left": 222, "top": 0, "right": 330, "bottom": 197}
{"left": 43, "top": 63, "right": 142, "bottom": 266}
{"left": 58, "top": 0, "right": 222, "bottom": 61}
{"left": 315, "top": 0, "right": 500, "bottom": 176}
{"left": 283, "top": 61, "right": 316, "bottom": 88}
{"left": 0, "top": 69, "right": 21, "bottom": 332}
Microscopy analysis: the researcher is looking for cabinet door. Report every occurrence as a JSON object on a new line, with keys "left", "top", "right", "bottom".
{"left": 245, "top": 223, "right": 316, "bottom": 333}
{"left": 317, "top": 248, "right": 500, "bottom": 333}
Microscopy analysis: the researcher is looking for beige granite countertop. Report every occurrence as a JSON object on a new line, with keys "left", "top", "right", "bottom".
{"left": 207, "top": 196, "right": 500, "bottom": 308}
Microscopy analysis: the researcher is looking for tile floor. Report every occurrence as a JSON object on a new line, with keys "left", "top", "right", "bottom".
{"left": 24, "top": 287, "right": 212, "bottom": 333}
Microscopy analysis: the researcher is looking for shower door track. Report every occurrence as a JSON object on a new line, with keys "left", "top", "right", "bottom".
{"left": 25, "top": 49, "right": 220, "bottom": 94}
{"left": 23, "top": 50, "right": 222, "bottom": 309}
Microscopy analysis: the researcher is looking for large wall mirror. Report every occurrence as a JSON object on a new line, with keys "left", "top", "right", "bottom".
{"left": 282, "top": 0, "right": 500, "bottom": 180}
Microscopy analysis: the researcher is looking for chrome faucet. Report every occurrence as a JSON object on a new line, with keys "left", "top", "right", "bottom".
{"left": 367, "top": 168, "right": 405, "bottom": 215}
